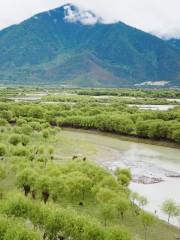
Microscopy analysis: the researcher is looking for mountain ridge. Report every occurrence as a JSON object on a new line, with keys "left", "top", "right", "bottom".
{"left": 0, "top": 4, "right": 180, "bottom": 87}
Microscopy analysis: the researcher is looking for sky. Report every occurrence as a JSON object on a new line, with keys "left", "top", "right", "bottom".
{"left": 0, "top": 0, "right": 180, "bottom": 39}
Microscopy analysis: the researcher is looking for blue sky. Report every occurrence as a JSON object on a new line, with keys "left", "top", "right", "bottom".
{"left": 0, "top": 0, "right": 180, "bottom": 39}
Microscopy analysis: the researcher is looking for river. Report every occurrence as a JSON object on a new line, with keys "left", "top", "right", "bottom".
{"left": 60, "top": 129, "right": 180, "bottom": 226}
{"left": 128, "top": 104, "right": 177, "bottom": 111}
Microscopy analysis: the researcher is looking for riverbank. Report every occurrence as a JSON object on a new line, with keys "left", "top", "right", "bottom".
{"left": 62, "top": 127, "right": 180, "bottom": 149}
{"left": 0, "top": 123, "right": 180, "bottom": 239}
{"left": 58, "top": 128, "right": 180, "bottom": 227}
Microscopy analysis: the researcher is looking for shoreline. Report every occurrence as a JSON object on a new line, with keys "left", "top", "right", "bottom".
{"left": 62, "top": 127, "right": 180, "bottom": 149}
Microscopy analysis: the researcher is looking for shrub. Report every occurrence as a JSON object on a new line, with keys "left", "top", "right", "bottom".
{"left": 21, "top": 124, "right": 33, "bottom": 135}
{"left": 0, "top": 119, "right": 8, "bottom": 126}
{"left": 42, "top": 130, "right": 49, "bottom": 140}
{"left": 16, "top": 118, "right": 27, "bottom": 126}
{"left": 13, "top": 127, "right": 22, "bottom": 134}
{"left": 9, "top": 134, "right": 21, "bottom": 146}
{"left": 12, "top": 146, "right": 29, "bottom": 156}
{"left": 30, "top": 122, "right": 42, "bottom": 131}
{"left": 21, "top": 135, "right": 30, "bottom": 146}
{"left": 0, "top": 110, "right": 13, "bottom": 122}
{"left": 0, "top": 144, "right": 6, "bottom": 157}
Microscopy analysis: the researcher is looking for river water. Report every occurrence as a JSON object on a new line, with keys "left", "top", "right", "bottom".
{"left": 128, "top": 104, "right": 177, "bottom": 111}
{"left": 61, "top": 129, "right": 180, "bottom": 226}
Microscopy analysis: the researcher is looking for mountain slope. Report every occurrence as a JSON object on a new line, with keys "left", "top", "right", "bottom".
{"left": 0, "top": 4, "right": 180, "bottom": 87}
{"left": 167, "top": 39, "right": 180, "bottom": 49}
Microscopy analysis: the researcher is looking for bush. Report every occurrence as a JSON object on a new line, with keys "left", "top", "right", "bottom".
{"left": 21, "top": 124, "right": 33, "bottom": 135}
{"left": 0, "top": 119, "right": 8, "bottom": 126}
{"left": 30, "top": 122, "right": 42, "bottom": 131}
{"left": 29, "top": 107, "right": 44, "bottom": 119}
{"left": 12, "top": 146, "right": 29, "bottom": 156}
{"left": 0, "top": 144, "right": 6, "bottom": 157}
{"left": 172, "top": 129, "right": 180, "bottom": 143}
{"left": 9, "top": 134, "right": 21, "bottom": 146}
{"left": 13, "top": 127, "right": 22, "bottom": 134}
{"left": 21, "top": 135, "right": 30, "bottom": 146}
{"left": 16, "top": 118, "right": 27, "bottom": 126}
{"left": 0, "top": 110, "right": 13, "bottom": 122}
{"left": 106, "top": 227, "right": 131, "bottom": 240}
{"left": 42, "top": 130, "right": 49, "bottom": 140}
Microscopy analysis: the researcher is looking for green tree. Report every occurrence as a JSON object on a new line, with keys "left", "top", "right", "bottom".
{"left": 140, "top": 212, "right": 155, "bottom": 240}
{"left": 162, "top": 199, "right": 179, "bottom": 223}
{"left": 106, "top": 226, "right": 131, "bottom": 240}
{"left": 17, "top": 168, "right": 37, "bottom": 196}
{"left": 115, "top": 197, "right": 130, "bottom": 222}
{"left": 100, "top": 204, "right": 115, "bottom": 227}
{"left": 96, "top": 188, "right": 117, "bottom": 204}
{"left": 29, "top": 106, "right": 44, "bottom": 119}
{"left": 36, "top": 175, "right": 51, "bottom": 203}
{"left": 9, "top": 134, "right": 21, "bottom": 146}
{"left": 115, "top": 168, "right": 132, "bottom": 186}
{"left": 0, "top": 110, "right": 13, "bottom": 122}
{"left": 172, "top": 128, "right": 180, "bottom": 143}
{"left": 51, "top": 177, "right": 68, "bottom": 202}
{"left": 82, "top": 220, "right": 105, "bottom": 240}
{"left": 21, "top": 124, "right": 33, "bottom": 135}
{"left": 12, "top": 145, "right": 29, "bottom": 157}
{"left": 67, "top": 173, "right": 92, "bottom": 201}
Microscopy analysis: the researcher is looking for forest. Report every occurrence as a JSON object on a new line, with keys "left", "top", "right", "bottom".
{"left": 0, "top": 87, "right": 180, "bottom": 240}
{"left": 0, "top": 96, "right": 179, "bottom": 143}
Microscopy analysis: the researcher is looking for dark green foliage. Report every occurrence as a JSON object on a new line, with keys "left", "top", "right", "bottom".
{"left": 0, "top": 95, "right": 179, "bottom": 143}
{"left": 1, "top": 193, "right": 130, "bottom": 240}
{"left": 12, "top": 145, "right": 29, "bottom": 156}
{"left": 0, "top": 5, "right": 180, "bottom": 86}
{"left": 0, "top": 144, "right": 6, "bottom": 157}
{"left": 21, "top": 134, "right": 30, "bottom": 146}
{"left": 0, "top": 119, "right": 8, "bottom": 126}
{"left": 0, "top": 216, "right": 41, "bottom": 240}
{"left": 9, "top": 134, "right": 21, "bottom": 146}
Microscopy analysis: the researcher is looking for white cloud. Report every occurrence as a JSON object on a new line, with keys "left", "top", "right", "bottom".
{"left": 64, "top": 5, "right": 101, "bottom": 25}
{"left": 0, "top": 0, "right": 180, "bottom": 39}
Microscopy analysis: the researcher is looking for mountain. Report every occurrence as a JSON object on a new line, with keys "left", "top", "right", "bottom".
{"left": 0, "top": 4, "right": 180, "bottom": 87}
{"left": 167, "top": 39, "right": 180, "bottom": 49}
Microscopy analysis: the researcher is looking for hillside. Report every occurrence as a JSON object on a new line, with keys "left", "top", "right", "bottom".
{"left": 0, "top": 4, "right": 180, "bottom": 87}
{"left": 168, "top": 39, "right": 180, "bottom": 49}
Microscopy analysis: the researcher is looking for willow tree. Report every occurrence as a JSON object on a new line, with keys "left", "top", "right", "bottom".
{"left": 140, "top": 212, "right": 155, "bottom": 240}
{"left": 162, "top": 199, "right": 179, "bottom": 223}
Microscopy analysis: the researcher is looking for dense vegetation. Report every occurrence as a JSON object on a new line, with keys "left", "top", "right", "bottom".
{"left": 0, "top": 115, "right": 178, "bottom": 240}
{"left": 0, "top": 87, "right": 179, "bottom": 239}
{"left": 0, "top": 89, "right": 180, "bottom": 143}
{"left": 74, "top": 88, "right": 180, "bottom": 99}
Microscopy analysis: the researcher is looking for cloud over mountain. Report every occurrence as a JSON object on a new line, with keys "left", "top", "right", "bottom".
{"left": 0, "top": 0, "right": 180, "bottom": 38}
{"left": 64, "top": 4, "right": 101, "bottom": 25}
{"left": 0, "top": 4, "right": 179, "bottom": 87}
